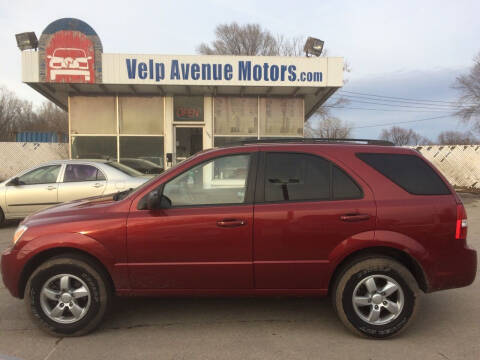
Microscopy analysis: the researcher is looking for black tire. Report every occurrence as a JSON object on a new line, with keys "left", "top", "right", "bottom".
{"left": 25, "top": 253, "right": 111, "bottom": 336}
{"left": 332, "top": 257, "right": 420, "bottom": 339}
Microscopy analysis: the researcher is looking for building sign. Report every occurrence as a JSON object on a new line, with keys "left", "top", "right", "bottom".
{"left": 102, "top": 54, "right": 344, "bottom": 87}
{"left": 46, "top": 32, "right": 94, "bottom": 83}
{"left": 38, "top": 18, "right": 103, "bottom": 83}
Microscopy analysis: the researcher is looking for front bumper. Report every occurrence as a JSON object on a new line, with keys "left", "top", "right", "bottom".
{"left": 1, "top": 247, "right": 23, "bottom": 298}
{"left": 427, "top": 244, "right": 477, "bottom": 292}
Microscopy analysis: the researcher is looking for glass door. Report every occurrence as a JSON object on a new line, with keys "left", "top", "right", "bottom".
{"left": 174, "top": 127, "right": 203, "bottom": 163}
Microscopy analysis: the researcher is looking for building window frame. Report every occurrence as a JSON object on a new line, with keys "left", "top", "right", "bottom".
{"left": 69, "top": 95, "right": 166, "bottom": 163}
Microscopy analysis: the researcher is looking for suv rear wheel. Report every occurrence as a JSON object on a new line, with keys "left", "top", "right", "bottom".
{"left": 332, "top": 257, "right": 420, "bottom": 339}
{"left": 25, "top": 254, "right": 110, "bottom": 336}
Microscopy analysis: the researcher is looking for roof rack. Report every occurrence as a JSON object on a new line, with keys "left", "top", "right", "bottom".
{"left": 238, "top": 138, "right": 394, "bottom": 146}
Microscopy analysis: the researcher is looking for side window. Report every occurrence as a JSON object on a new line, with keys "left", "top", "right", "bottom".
{"left": 96, "top": 170, "right": 106, "bottom": 181}
{"left": 357, "top": 153, "right": 450, "bottom": 195}
{"left": 163, "top": 154, "right": 250, "bottom": 206}
{"left": 18, "top": 165, "right": 61, "bottom": 185}
{"left": 64, "top": 165, "right": 106, "bottom": 182}
{"left": 333, "top": 166, "right": 362, "bottom": 200}
{"left": 264, "top": 153, "right": 330, "bottom": 202}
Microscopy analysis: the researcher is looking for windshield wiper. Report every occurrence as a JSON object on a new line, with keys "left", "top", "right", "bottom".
{"left": 113, "top": 188, "right": 134, "bottom": 201}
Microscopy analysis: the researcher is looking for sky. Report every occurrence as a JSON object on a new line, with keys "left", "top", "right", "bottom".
{"left": 1, "top": 0, "right": 479, "bottom": 140}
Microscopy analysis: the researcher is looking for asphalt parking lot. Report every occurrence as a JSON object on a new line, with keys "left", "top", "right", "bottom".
{"left": 0, "top": 194, "right": 479, "bottom": 360}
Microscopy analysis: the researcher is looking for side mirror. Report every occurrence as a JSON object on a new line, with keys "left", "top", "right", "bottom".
{"left": 146, "top": 191, "right": 172, "bottom": 210}
{"left": 159, "top": 195, "right": 172, "bottom": 209}
{"left": 146, "top": 190, "right": 160, "bottom": 209}
{"left": 7, "top": 177, "right": 20, "bottom": 186}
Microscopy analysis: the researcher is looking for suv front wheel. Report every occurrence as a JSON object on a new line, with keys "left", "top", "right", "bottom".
{"left": 25, "top": 254, "right": 111, "bottom": 336}
{"left": 332, "top": 257, "right": 420, "bottom": 339}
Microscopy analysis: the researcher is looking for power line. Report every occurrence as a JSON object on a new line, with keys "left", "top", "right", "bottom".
{"left": 351, "top": 114, "right": 452, "bottom": 129}
{"left": 339, "top": 90, "right": 476, "bottom": 106}
{"left": 323, "top": 105, "right": 454, "bottom": 113}
{"left": 328, "top": 97, "right": 462, "bottom": 111}
{"left": 331, "top": 93, "right": 470, "bottom": 109}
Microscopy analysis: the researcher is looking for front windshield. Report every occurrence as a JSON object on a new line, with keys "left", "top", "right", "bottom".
{"left": 106, "top": 162, "right": 143, "bottom": 177}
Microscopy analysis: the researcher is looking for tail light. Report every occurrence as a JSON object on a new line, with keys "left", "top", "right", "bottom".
{"left": 455, "top": 203, "right": 468, "bottom": 240}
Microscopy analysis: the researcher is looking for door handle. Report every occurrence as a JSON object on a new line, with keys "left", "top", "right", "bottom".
{"left": 216, "top": 219, "right": 247, "bottom": 228}
{"left": 340, "top": 214, "right": 370, "bottom": 222}
{"left": 92, "top": 183, "right": 104, "bottom": 188}
{"left": 46, "top": 185, "right": 56, "bottom": 190}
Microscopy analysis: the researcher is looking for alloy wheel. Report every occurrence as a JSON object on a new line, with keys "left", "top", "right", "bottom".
{"left": 39, "top": 274, "right": 91, "bottom": 324}
{"left": 352, "top": 274, "right": 404, "bottom": 325}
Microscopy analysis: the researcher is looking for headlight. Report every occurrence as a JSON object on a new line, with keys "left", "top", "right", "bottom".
{"left": 13, "top": 225, "right": 28, "bottom": 245}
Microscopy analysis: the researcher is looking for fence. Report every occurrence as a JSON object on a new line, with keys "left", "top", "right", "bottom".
{"left": 0, "top": 142, "right": 68, "bottom": 181}
{"left": 414, "top": 145, "right": 480, "bottom": 190}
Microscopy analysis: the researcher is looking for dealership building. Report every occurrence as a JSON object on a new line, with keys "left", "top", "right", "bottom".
{"left": 20, "top": 18, "right": 344, "bottom": 167}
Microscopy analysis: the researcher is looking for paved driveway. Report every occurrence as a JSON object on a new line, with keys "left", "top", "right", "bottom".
{"left": 1, "top": 194, "right": 479, "bottom": 360}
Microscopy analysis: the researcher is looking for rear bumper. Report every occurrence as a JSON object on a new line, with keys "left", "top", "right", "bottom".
{"left": 427, "top": 244, "right": 477, "bottom": 292}
{"left": 1, "top": 247, "right": 23, "bottom": 298}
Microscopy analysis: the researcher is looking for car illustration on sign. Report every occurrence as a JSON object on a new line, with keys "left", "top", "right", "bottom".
{"left": 47, "top": 48, "right": 92, "bottom": 81}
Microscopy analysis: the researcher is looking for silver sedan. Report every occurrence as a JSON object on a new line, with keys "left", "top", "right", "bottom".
{"left": 0, "top": 160, "right": 152, "bottom": 223}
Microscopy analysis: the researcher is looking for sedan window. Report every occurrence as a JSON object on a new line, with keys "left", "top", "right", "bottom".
{"left": 64, "top": 165, "right": 105, "bottom": 182}
{"left": 18, "top": 165, "right": 61, "bottom": 185}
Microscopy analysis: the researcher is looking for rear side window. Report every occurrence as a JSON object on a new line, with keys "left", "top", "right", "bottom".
{"left": 357, "top": 153, "right": 450, "bottom": 195}
{"left": 265, "top": 153, "right": 330, "bottom": 202}
{"left": 333, "top": 166, "right": 362, "bottom": 200}
{"left": 263, "top": 153, "right": 363, "bottom": 202}
{"left": 64, "top": 165, "right": 105, "bottom": 182}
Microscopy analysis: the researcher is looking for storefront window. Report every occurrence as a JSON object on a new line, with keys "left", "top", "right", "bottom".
{"left": 70, "top": 97, "right": 116, "bottom": 134}
{"left": 119, "top": 97, "right": 164, "bottom": 134}
{"left": 119, "top": 136, "right": 164, "bottom": 167}
{"left": 174, "top": 96, "right": 203, "bottom": 122}
{"left": 259, "top": 98, "right": 304, "bottom": 136}
{"left": 71, "top": 136, "right": 117, "bottom": 160}
{"left": 214, "top": 97, "right": 258, "bottom": 135}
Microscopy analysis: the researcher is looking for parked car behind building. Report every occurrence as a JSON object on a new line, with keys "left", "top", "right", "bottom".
{"left": 0, "top": 160, "right": 151, "bottom": 223}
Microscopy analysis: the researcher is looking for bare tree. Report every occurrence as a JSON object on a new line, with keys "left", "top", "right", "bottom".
{"left": 380, "top": 126, "right": 430, "bottom": 146}
{"left": 0, "top": 86, "right": 67, "bottom": 141}
{"left": 454, "top": 53, "right": 480, "bottom": 132}
{"left": 437, "top": 130, "right": 479, "bottom": 144}
{"left": 305, "top": 117, "right": 352, "bottom": 138}
{"left": 35, "top": 102, "right": 68, "bottom": 135}
{"left": 0, "top": 86, "right": 36, "bottom": 141}
{"left": 197, "top": 23, "right": 279, "bottom": 56}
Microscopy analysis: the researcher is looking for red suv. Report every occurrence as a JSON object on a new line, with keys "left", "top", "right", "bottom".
{"left": 1, "top": 140, "right": 477, "bottom": 338}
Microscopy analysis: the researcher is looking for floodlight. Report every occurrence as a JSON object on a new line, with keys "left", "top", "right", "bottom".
{"left": 15, "top": 32, "right": 38, "bottom": 51}
{"left": 304, "top": 37, "right": 324, "bottom": 57}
